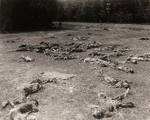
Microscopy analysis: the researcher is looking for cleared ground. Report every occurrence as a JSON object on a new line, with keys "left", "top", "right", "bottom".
{"left": 0, "top": 22, "right": 150, "bottom": 120}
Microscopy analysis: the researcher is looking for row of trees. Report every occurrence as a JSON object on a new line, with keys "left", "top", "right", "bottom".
{"left": 0, "top": 0, "right": 57, "bottom": 32}
{"left": 55, "top": 0, "right": 150, "bottom": 23}
{"left": 0, "top": 0, "right": 150, "bottom": 32}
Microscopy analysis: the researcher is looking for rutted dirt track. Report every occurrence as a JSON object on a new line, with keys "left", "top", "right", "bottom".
{"left": 0, "top": 22, "right": 150, "bottom": 120}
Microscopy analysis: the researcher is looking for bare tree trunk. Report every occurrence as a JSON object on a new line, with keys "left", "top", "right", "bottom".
{"left": 137, "top": 0, "right": 148, "bottom": 23}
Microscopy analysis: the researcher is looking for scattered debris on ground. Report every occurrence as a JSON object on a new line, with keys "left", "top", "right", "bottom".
{"left": 50, "top": 36, "right": 55, "bottom": 38}
{"left": 31, "top": 78, "right": 59, "bottom": 85}
{"left": 102, "top": 73, "right": 119, "bottom": 86}
{"left": 115, "top": 102, "right": 134, "bottom": 109}
{"left": 4, "top": 36, "right": 141, "bottom": 119}
{"left": 71, "top": 36, "right": 89, "bottom": 41}
{"left": 52, "top": 52, "right": 76, "bottom": 60}
{"left": 94, "top": 68, "right": 134, "bottom": 119}
{"left": 1, "top": 82, "right": 43, "bottom": 110}
{"left": 71, "top": 37, "right": 79, "bottom": 41}
{"left": 88, "top": 33, "right": 92, "bottom": 35}
{"left": 103, "top": 28, "right": 109, "bottom": 31}
{"left": 2, "top": 71, "right": 75, "bottom": 110}
{"left": 94, "top": 46, "right": 130, "bottom": 53}
{"left": 93, "top": 108, "right": 113, "bottom": 119}
{"left": 83, "top": 57, "right": 117, "bottom": 68}
{"left": 64, "top": 42, "right": 75, "bottom": 46}
{"left": 114, "top": 80, "right": 132, "bottom": 88}
{"left": 66, "top": 33, "right": 74, "bottom": 36}
{"left": 88, "top": 51, "right": 106, "bottom": 57}
{"left": 11, "top": 42, "right": 130, "bottom": 64}
{"left": 101, "top": 73, "right": 132, "bottom": 88}
{"left": 85, "top": 26, "right": 90, "bottom": 29}
{"left": 6, "top": 40, "right": 16, "bottom": 43}
{"left": 15, "top": 44, "right": 34, "bottom": 52}
{"left": 108, "top": 52, "right": 125, "bottom": 58}
{"left": 117, "top": 65, "right": 134, "bottom": 73}
{"left": 20, "top": 55, "right": 35, "bottom": 62}
{"left": 86, "top": 42, "right": 102, "bottom": 49}
{"left": 139, "top": 37, "right": 149, "bottom": 40}
{"left": 92, "top": 100, "right": 134, "bottom": 119}
{"left": 111, "top": 88, "right": 130, "bottom": 101}
{"left": 126, "top": 54, "right": 150, "bottom": 64}
{"left": 140, "top": 53, "right": 150, "bottom": 58}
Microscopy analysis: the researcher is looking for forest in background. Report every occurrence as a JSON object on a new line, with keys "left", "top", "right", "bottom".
{"left": 0, "top": 0, "right": 57, "bottom": 32}
{"left": 0, "top": 0, "right": 150, "bottom": 32}
{"left": 56, "top": 0, "right": 150, "bottom": 23}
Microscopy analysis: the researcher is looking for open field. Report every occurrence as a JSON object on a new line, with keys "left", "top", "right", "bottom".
{"left": 0, "top": 22, "right": 150, "bottom": 120}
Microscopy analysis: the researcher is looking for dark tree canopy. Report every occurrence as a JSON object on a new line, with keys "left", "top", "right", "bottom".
{"left": 0, "top": 0, "right": 150, "bottom": 32}
{"left": 0, "top": 0, "right": 57, "bottom": 32}
{"left": 55, "top": 0, "right": 150, "bottom": 23}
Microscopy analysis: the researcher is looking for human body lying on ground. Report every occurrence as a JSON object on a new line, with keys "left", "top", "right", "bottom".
{"left": 4, "top": 99, "right": 39, "bottom": 120}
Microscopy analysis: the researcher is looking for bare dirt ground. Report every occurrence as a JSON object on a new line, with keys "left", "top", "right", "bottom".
{"left": 0, "top": 22, "right": 150, "bottom": 120}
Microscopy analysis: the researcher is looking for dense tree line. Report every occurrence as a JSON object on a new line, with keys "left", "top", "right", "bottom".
{"left": 0, "top": 0, "right": 57, "bottom": 32}
{"left": 55, "top": 0, "right": 150, "bottom": 23}
{"left": 0, "top": 0, "right": 150, "bottom": 32}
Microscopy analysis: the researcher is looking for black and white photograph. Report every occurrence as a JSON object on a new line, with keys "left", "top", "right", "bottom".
{"left": 0, "top": 0, "right": 150, "bottom": 120}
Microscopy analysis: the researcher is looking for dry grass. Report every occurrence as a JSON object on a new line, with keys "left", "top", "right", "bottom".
{"left": 0, "top": 22, "right": 150, "bottom": 120}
